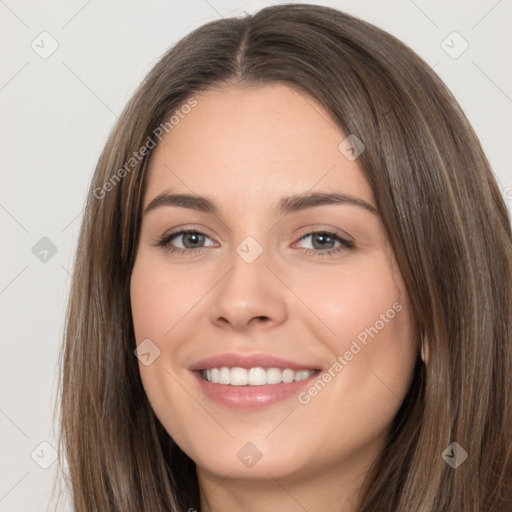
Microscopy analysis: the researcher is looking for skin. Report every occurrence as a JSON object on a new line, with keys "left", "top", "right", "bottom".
{"left": 130, "top": 83, "right": 418, "bottom": 512}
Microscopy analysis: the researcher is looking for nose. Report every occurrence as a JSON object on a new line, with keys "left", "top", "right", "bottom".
{"left": 208, "top": 246, "right": 288, "bottom": 331}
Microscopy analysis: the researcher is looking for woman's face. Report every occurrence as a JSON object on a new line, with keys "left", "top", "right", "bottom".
{"left": 130, "top": 83, "right": 418, "bottom": 488}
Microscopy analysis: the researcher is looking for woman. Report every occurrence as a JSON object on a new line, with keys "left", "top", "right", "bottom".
{"left": 58, "top": 3, "right": 512, "bottom": 511}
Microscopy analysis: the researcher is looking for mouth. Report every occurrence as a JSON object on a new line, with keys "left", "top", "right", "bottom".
{"left": 199, "top": 366, "right": 318, "bottom": 386}
{"left": 189, "top": 354, "right": 322, "bottom": 409}
{"left": 189, "top": 353, "right": 323, "bottom": 409}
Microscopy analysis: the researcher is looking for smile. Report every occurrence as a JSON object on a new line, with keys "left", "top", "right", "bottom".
{"left": 201, "top": 367, "right": 317, "bottom": 386}
{"left": 189, "top": 353, "right": 322, "bottom": 409}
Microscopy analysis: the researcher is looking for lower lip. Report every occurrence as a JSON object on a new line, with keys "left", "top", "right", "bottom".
{"left": 192, "top": 370, "right": 319, "bottom": 410}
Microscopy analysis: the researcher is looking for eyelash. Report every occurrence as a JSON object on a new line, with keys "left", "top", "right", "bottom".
{"left": 154, "top": 229, "right": 354, "bottom": 257}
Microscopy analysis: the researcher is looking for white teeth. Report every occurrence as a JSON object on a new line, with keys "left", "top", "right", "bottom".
{"left": 219, "top": 367, "right": 230, "bottom": 384}
{"left": 230, "top": 367, "right": 248, "bottom": 386}
{"left": 282, "top": 368, "right": 295, "bottom": 383}
{"left": 201, "top": 367, "right": 316, "bottom": 386}
{"left": 294, "top": 370, "right": 312, "bottom": 382}
{"left": 266, "top": 367, "right": 282, "bottom": 384}
{"left": 248, "top": 367, "right": 266, "bottom": 385}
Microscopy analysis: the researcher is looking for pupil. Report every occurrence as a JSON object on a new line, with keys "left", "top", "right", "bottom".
{"left": 184, "top": 233, "right": 203, "bottom": 248}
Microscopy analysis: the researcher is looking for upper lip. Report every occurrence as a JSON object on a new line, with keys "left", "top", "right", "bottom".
{"left": 188, "top": 353, "right": 321, "bottom": 371}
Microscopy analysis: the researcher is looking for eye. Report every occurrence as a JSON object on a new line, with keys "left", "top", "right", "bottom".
{"left": 295, "top": 231, "right": 354, "bottom": 256}
{"left": 155, "top": 229, "right": 216, "bottom": 255}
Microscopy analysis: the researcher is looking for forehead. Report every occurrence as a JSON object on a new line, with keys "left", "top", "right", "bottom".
{"left": 144, "top": 83, "right": 373, "bottom": 210}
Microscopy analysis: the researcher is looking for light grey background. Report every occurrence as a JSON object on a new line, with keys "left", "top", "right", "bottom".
{"left": 1, "top": 1, "right": 511, "bottom": 510}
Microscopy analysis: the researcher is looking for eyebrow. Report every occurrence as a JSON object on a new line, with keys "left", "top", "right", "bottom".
{"left": 144, "top": 191, "right": 378, "bottom": 216}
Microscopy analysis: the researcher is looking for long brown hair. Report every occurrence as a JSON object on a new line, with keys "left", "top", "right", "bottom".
{"left": 57, "top": 4, "right": 512, "bottom": 510}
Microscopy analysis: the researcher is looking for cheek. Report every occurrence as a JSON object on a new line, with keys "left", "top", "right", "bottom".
{"left": 130, "top": 256, "right": 200, "bottom": 444}
{"left": 130, "top": 255, "right": 200, "bottom": 408}
{"left": 296, "top": 256, "right": 417, "bottom": 412}
{"left": 294, "top": 255, "right": 411, "bottom": 350}
{"left": 130, "top": 255, "right": 202, "bottom": 343}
